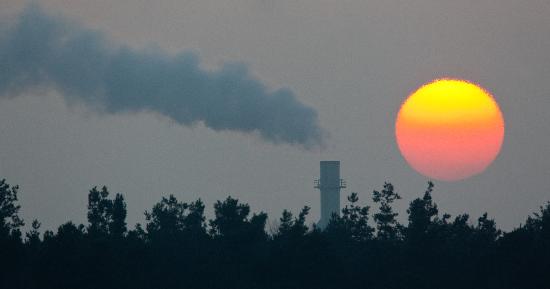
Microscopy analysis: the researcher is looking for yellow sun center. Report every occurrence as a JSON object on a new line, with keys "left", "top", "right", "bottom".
{"left": 395, "top": 79, "right": 505, "bottom": 181}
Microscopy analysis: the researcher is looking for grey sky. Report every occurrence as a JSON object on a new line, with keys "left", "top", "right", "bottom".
{"left": 0, "top": 0, "right": 549, "bottom": 231}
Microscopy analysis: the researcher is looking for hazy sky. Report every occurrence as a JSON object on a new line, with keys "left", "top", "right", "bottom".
{"left": 1, "top": 0, "right": 549, "bottom": 231}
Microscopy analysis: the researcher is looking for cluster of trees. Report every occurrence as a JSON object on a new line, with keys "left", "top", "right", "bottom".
{"left": 1, "top": 178, "right": 549, "bottom": 289}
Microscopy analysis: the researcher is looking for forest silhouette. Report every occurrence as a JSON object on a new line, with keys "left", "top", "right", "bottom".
{"left": 0, "top": 178, "right": 549, "bottom": 289}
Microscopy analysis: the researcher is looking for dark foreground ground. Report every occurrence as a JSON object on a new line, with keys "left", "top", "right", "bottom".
{"left": 1, "top": 179, "right": 549, "bottom": 289}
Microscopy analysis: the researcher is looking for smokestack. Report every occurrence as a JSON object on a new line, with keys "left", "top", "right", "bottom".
{"left": 314, "top": 161, "right": 346, "bottom": 228}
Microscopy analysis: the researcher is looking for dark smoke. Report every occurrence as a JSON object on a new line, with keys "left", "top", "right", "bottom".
{"left": 0, "top": 5, "right": 325, "bottom": 148}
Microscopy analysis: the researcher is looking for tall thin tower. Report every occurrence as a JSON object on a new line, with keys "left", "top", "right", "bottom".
{"left": 314, "top": 161, "right": 346, "bottom": 228}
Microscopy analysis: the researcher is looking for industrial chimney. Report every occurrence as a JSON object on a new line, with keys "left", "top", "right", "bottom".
{"left": 314, "top": 161, "right": 346, "bottom": 228}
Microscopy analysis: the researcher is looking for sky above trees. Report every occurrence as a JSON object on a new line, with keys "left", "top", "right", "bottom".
{"left": 0, "top": 1, "right": 549, "bottom": 231}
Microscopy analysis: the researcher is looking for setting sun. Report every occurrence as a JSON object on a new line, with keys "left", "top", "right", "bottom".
{"left": 395, "top": 79, "right": 505, "bottom": 181}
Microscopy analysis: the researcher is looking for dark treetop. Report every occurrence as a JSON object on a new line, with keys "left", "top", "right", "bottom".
{"left": 1, "top": 178, "right": 549, "bottom": 289}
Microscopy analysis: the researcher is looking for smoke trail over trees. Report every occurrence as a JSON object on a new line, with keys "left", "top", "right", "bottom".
{"left": 0, "top": 5, "right": 325, "bottom": 148}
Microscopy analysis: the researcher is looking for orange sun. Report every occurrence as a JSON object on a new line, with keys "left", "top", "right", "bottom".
{"left": 395, "top": 79, "right": 505, "bottom": 181}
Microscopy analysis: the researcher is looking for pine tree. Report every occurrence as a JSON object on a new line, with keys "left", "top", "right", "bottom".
{"left": 372, "top": 182, "right": 403, "bottom": 240}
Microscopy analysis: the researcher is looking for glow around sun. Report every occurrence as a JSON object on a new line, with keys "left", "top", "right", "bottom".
{"left": 395, "top": 79, "right": 505, "bottom": 181}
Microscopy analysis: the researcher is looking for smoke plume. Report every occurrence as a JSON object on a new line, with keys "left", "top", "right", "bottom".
{"left": 0, "top": 5, "right": 324, "bottom": 148}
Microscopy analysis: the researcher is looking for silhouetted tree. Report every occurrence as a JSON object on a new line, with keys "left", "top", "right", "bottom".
{"left": 407, "top": 181, "right": 439, "bottom": 244}
{"left": 277, "top": 210, "right": 293, "bottom": 235}
{"left": 475, "top": 213, "right": 501, "bottom": 244}
{"left": 56, "top": 221, "right": 86, "bottom": 245}
{"left": 145, "top": 195, "right": 207, "bottom": 240}
{"left": 87, "top": 186, "right": 128, "bottom": 238}
{"left": 325, "top": 192, "right": 373, "bottom": 244}
{"left": 87, "top": 186, "right": 112, "bottom": 237}
{"left": 109, "top": 194, "right": 127, "bottom": 239}
{"left": 210, "top": 196, "right": 267, "bottom": 243}
{"left": 0, "top": 179, "right": 25, "bottom": 289}
{"left": 25, "top": 219, "right": 41, "bottom": 246}
{"left": 276, "top": 206, "right": 310, "bottom": 240}
{"left": 0, "top": 179, "right": 24, "bottom": 239}
{"left": 525, "top": 201, "right": 550, "bottom": 239}
{"left": 373, "top": 182, "right": 403, "bottom": 240}
{"left": 512, "top": 202, "right": 550, "bottom": 289}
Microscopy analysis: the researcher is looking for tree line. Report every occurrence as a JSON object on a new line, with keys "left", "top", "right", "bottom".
{"left": 0, "top": 178, "right": 549, "bottom": 289}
